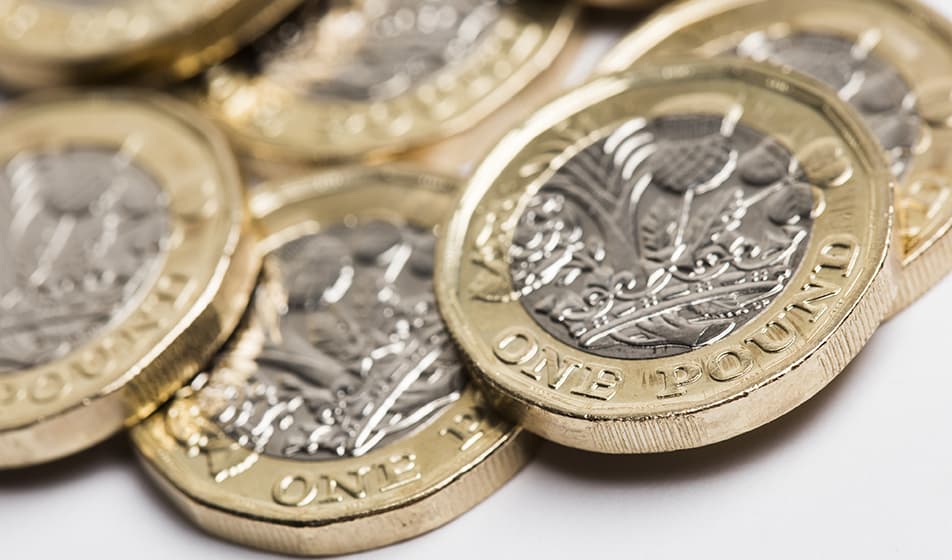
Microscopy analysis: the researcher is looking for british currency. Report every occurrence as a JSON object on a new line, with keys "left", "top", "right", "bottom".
{"left": 435, "top": 59, "right": 897, "bottom": 453}
{"left": 0, "top": 91, "right": 258, "bottom": 468}
{"left": 200, "top": 0, "right": 578, "bottom": 162}
{"left": 0, "top": 0, "right": 301, "bottom": 88}
{"left": 599, "top": 0, "right": 952, "bottom": 313}
{"left": 0, "top": 149, "right": 169, "bottom": 372}
{"left": 511, "top": 114, "right": 813, "bottom": 360}
{"left": 132, "top": 167, "right": 533, "bottom": 555}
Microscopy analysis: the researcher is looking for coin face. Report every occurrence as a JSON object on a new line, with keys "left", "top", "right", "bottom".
{"left": 436, "top": 60, "right": 896, "bottom": 453}
{"left": 0, "top": 0, "right": 302, "bottom": 87}
{"left": 599, "top": 0, "right": 952, "bottom": 313}
{"left": 0, "top": 148, "right": 169, "bottom": 373}
{"left": 214, "top": 221, "right": 464, "bottom": 461}
{"left": 202, "top": 0, "right": 577, "bottom": 161}
{"left": 132, "top": 167, "right": 532, "bottom": 556}
{"left": 511, "top": 114, "right": 813, "bottom": 360}
{"left": 0, "top": 92, "right": 258, "bottom": 468}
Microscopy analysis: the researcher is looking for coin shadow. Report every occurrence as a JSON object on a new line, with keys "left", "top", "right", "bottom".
{"left": 534, "top": 331, "right": 879, "bottom": 484}
{"left": 0, "top": 433, "right": 134, "bottom": 491}
{"left": 0, "top": 433, "right": 189, "bottom": 527}
{"left": 0, "top": 432, "right": 273, "bottom": 556}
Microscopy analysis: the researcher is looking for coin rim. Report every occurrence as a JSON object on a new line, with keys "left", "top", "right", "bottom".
{"left": 434, "top": 58, "right": 898, "bottom": 453}
{"left": 130, "top": 165, "right": 534, "bottom": 555}
{"left": 0, "top": 89, "right": 259, "bottom": 468}
{"left": 596, "top": 0, "right": 952, "bottom": 314}
{"left": 200, "top": 1, "right": 579, "bottom": 163}
{"left": 0, "top": 0, "right": 303, "bottom": 88}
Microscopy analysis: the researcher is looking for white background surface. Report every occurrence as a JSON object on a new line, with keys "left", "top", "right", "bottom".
{"left": 3, "top": 2, "right": 952, "bottom": 558}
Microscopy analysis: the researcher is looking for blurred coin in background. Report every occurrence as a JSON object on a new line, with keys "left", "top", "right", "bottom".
{"left": 600, "top": 0, "right": 952, "bottom": 313}
{"left": 0, "top": 91, "right": 258, "bottom": 468}
{"left": 133, "top": 166, "right": 533, "bottom": 556}
{"left": 0, "top": 0, "right": 302, "bottom": 88}
{"left": 200, "top": 0, "right": 578, "bottom": 162}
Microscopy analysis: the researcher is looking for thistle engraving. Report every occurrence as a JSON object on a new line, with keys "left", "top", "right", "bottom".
{"left": 735, "top": 31, "right": 920, "bottom": 177}
{"left": 200, "top": 220, "right": 463, "bottom": 460}
{"left": 0, "top": 148, "right": 169, "bottom": 373}
{"left": 250, "top": 0, "right": 506, "bottom": 102}
{"left": 506, "top": 114, "right": 815, "bottom": 359}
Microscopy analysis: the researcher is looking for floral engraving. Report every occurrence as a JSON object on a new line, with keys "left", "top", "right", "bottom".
{"left": 0, "top": 148, "right": 169, "bottom": 372}
{"left": 507, "top": 114, "right": 815, "bottom": 359}
{"left": 200, "top": 220, "right": 463, "bottom": 460}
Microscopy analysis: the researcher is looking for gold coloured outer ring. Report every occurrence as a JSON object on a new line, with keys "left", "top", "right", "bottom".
{"left": 436, "top": 59, "right": 897, "bottom": 453}
{"left": 201, "top": 1, "right": 578, "bottom": 163}
{"left": 0, "top": 0, "right": 302, "bottom": 89}
{"left": 131, "top": 167, "right": 534, "bottom": 556}
{"left": 0, "top": 91, "right": 258, "bottom": 468}
{"left": 580, "top": 0, "right": 667, "bottom": 8}
{"left": 597, "top": 0, "right": 952, "bottom": 314}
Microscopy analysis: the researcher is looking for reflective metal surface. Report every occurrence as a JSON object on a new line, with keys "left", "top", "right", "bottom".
{"left": 249, "top": 0, "right": 506, "bottom": 102}
{"left": 0, "top": 147, "right": 169, "bottom": 372}
{"left": 510, "top": 114, "right": 813, "bottom": 359}
{"left": 735, "top": 31, "right": 920, "bottom": 177}
{"left": 209, "top": 220, "right": 464, "bottom": 460}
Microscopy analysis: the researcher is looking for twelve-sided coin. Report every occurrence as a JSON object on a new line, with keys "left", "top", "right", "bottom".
{"left": 436, "top": 59, "right": 897, "bottom": 453}
{"left": 0, "top": 91, "right": 258, "bottom": 468}
{"left": 132, "top": 166, "right": 533, "bottom": 555}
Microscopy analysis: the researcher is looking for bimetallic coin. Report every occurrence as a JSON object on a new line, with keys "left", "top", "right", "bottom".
{"left": 599, "top": 0, "right": 952, "bottom": 313}
{"left": 201, "top": 0, "right": 578, "bottom": 162}
{"left": 436, "top": 59, "right": 897, "bottom": 453}
{"left": 0, "top": 0, "right": 302, "bottom": 88}
{"left": 0, "top": 91, "right": 258, "bottom": 468}
{"left": 132, "top": 167, "right": 533, "bottom": 556}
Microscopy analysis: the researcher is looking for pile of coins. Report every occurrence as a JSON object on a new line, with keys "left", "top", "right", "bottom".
{"left": 1, "top": 0, "right": 948, "bottom": 555}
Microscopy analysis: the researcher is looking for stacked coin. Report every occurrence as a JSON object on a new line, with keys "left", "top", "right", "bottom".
{"left": 134, "top": 168, "right": 533, "bottom": 555}
{"left": 0, "top": 0, "right": 947, "bottom": 556}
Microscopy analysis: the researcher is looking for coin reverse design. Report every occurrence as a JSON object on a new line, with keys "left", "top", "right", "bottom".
{"left": 0, "top": 91, "right": 257, "bottom": 468}
{"left": 133, "top": 167, "right": 533, "bottom": 556}
{"left": 436, "top": 60, "right": 897, "bottom": 453}
{"left": 600, "top": 0, "right": 952, "bottom": 313}
{"left": 202, "top": 0, "right": 578, "bottom": 162}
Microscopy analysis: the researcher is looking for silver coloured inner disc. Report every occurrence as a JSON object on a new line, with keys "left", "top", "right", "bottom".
{"left": 510, "top": 114, "right": 815, "bottom": 360}
{"left": 735, "top": 31, "right": 920, "bottom": 177}
{"left": 0, "top": 147, "right": 170, "bottom": 372}
{"left": 212, "top": 220, "right": 464, "bottom": 460}
{"left": 249, "top": 0, "right": 507, "bottom": 102}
